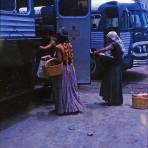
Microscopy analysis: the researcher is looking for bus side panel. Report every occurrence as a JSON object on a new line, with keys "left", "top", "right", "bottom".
{"left": 0, "top": 38, "right": 41, "bottom": 101}
{"left": 0, "top": 11, "right": 41, "bottom": 101}
{"left": 0, "top": 14, "right": 35, "bottom": 39}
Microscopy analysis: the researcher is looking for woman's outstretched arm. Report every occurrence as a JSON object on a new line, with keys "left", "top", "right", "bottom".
{"left": 40, "top": 40, "right": 56, "bottom": 49}
{"left": 94, "top": 44, "right": 113, "bottom": 55}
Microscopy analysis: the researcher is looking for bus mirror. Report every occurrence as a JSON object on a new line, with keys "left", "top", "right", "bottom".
{"left": 92, "top": 24, "right": 97, "bottom": 29}
{"left": 124, "top": 9, "right": 134, "bottom": 29}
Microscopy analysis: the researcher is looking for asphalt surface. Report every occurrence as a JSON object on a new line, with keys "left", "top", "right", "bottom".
{"left": 0, "top": 66, "right": 148, "bottom": 148}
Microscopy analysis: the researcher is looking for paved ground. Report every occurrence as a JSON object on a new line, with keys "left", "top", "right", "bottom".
{"left": 0, "top": 79, "right": 148, "bottom": 148}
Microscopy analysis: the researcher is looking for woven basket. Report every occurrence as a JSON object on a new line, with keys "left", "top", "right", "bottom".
{"left": 132, "top": 93, "right": 148, "bottom": 109}
{"left": 43, "top": 58, "right": 63, "bottom": 77}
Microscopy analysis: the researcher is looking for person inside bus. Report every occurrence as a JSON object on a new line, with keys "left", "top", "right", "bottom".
{"left": 39, "top": 30, "right": 57, "bottom": 58}
{"left": 35, "top": 29, "right": 57, "bottom": 75}
{"left": 93, "top": 31, "right": 124, "bottom": 106}
{"left": 38, "top": 30, "right": 60, "bottom": 104}
{"left": 54, "top": 28, "right": 83, "bottom": 115}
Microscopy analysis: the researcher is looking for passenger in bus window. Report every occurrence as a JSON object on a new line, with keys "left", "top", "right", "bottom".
{"left": 37, "top": 30, "right": 61, "bottom": 105}
{"left": 36, "top": 30, "right": 57, "bottom": 76}
{"left": 93, "top": 31, "right": 124, "bottom": 106}
{"left": 54, "top": 28, "right": 83, "bottom": 115}
{"left": 39, "top": 31, "right": 57, "bottom": 57}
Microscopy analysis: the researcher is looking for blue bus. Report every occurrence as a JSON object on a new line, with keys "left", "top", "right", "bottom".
{"left": 32, "top": 0, "right": 148, "bottom": 77}
{"left": 91, "top": 1, "right": 148, "bottom": 77}
{"left": 0, "top": 0, "right": 91, "bottom": 101}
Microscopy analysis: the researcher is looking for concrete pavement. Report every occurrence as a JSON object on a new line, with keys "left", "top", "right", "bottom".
{"left": 0, "top": 81, "right": 148, "bottom": 148}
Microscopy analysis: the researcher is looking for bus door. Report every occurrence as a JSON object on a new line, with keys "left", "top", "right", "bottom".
{"left": 56, "top": 0, "right": 91, "bottom": 84}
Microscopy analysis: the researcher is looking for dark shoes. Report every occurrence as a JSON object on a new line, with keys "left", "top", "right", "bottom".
{"left": 57, "top": 111, "right": 80, "bottom": 116}
{"left": 106, "top": 102, "right": 122, "bottom": 106}
{"left": 104, "top": 100, "right": 122, "bottom": 106}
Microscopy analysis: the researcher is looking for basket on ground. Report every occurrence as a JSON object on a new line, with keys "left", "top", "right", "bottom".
{"left": 132, "top": 93, "right": 148, "bottom": 109}
{"left": 43, "top": 58, "right": 63, "bottom": 77}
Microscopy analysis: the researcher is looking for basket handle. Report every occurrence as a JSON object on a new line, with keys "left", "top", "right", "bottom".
{"left": 44, "top": 58, "right": 57, "bottom": 67}
{"left": 41, "top": 55, "right": 52, "bottom": 61}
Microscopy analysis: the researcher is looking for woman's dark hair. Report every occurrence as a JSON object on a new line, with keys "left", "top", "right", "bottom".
{"left": 43, "top": 28, "right": 56, "bottom": 40}
{"left": 56, "top": 28, "right": 69, "bottom": 43}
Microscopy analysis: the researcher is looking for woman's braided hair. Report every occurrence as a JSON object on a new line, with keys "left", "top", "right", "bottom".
{"left": 63, "top": 42, "right": 73, "bottom": 64}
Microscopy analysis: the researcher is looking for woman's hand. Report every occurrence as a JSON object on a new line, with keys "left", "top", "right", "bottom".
{"left": 90, "top": 50, "right": 94, "bottom": 55}
{"left": 90, "top": 48, "right": 105, "bottom": 55}
{"left": 40, "top": 42, "right": 54, "bottom": 50}
{"left": 40, "top": 45, "right": 44, "bottom": 49}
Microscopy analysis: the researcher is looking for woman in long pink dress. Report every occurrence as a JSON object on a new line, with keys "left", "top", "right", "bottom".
{"left": 55, "top": 29, "right": 83, "bottom": 115}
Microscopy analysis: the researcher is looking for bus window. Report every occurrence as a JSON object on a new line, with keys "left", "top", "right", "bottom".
{"left": 141, "top": 12, "right": 148, "bottom": 27}
{"left": 128, "top": 12, "right": 134, "bottom": 28}
{"left": 17, "top": 0, "right": 29, "bottom": 14}
{"left": 105, "top": 8, "right": 119, "bottom": 28}
{"left": 120, "top": 10, "right": 134, "bottom": 29}
{"left": 131, "top": 11, "right": 142, "bottom": 28}
{"left": 121, "top": 12, "right": 126, "bottom": 28}
{"left": 0, "top": 0, "right": 15, "bottom": 11}
{"left": 135, "top": 14, "right": 142, "bottom": 27}
{"left": 91, "top": 14, "right": 101, "bottom": 30}
{"left": 122, "top": 11, "right": 134, "bottom": 29}
{"left": 59, "top": 0, "right": 88, "bottom": 16}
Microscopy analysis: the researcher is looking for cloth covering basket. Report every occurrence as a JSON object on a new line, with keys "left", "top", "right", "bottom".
{"left": 132, "top": 93, "right": 148, "bottom": 109}
{"left": 43, "top": 58, "right": 63, "bottom": 77}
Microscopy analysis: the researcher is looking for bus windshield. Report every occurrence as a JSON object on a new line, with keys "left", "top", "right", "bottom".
{"left": 141, "top": 11, "right": 148, "bottom": 27}
{"left": 130, "top": 11, "right": 148, "bottom": 28}
{"left": 105, "top": 8, "right": 119, "bottom": 28}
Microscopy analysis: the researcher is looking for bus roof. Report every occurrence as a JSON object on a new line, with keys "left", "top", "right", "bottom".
{"left": 91, "top": 0, "right": 134, "bottom": 11}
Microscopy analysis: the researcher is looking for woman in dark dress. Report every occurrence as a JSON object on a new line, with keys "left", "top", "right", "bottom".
{"left": 94, "top": 31, "right": 125, "bottom": 105}
{"left": 38, "top": 31, "right": 62, "bottom": 104}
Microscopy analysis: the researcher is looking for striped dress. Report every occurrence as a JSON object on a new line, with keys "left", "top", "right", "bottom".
{"left": 55, "top": 42, "right": 83, "bottom": 115}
